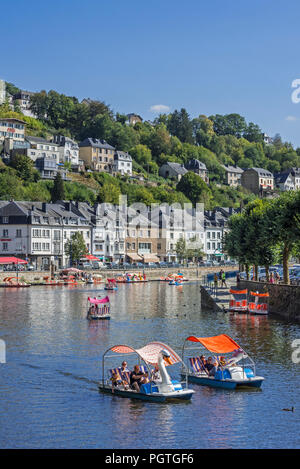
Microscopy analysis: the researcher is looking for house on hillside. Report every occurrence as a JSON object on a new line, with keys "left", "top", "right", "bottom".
{"left": 185, "top": 159, "right": 209, "bottom": 183}
{"left": 241, "top": 167, "right": 274, "bottom": 195}
{"left": 159, "top": 162, "right": 188, "bottom": 181}
{"left": 78, "top": 138, "right": 115, "bottom": 172}
{"left": 222, "top": 164, "right": 243, "bottom": 187}
{"left": 114, "top": 151, "right": 132, "bottom": 176}
{"left": 274, "top": 171, "right": 295, "bottom": 191}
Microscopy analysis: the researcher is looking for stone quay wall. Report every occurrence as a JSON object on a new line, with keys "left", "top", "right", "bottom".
{"left": 0, "top": 265, "right": 236, "bottom": 284}
{"left": 239, "top": 280, "right": 300, "bottom": 322}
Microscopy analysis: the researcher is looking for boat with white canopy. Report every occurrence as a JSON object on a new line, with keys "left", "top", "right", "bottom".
{"left": 181, "top": 334, "right": 264, "bottom": 390}
{"left": 99, "top": 341, "right": 195, "bottom": 402}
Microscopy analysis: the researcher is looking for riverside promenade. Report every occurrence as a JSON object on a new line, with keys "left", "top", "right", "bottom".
{"left": 0, "top": 265, "right": 237, "bottom": 286}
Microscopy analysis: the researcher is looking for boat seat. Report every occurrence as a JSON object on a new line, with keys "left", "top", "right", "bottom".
{"left": 189, "top": 357, "right": 205, "bottom": 373}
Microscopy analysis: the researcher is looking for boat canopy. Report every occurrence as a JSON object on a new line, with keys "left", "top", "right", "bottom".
{"left": 185, "top": 334, "right": 241, "bottom": 354}
{"left": 229, "top": 289, "right": 247, "bottom": 295}
{"left": 107, "top": 278, "right": 116, "bottom": 283}
{"left": 107, "top": 341, "right": 182, "bottom": 366}
{"left": 88, "top": 296, "right": 109, "bottom": 304}
{"left": 250, "top": 291, "right": 269, "bottom": 297}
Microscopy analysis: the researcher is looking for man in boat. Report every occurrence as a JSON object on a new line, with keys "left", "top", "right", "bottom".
{"left": 130, "top": 365, "right": 149, "bottom": 392}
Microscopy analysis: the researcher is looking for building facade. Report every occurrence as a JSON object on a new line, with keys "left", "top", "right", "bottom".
{"left": 222, "top": 164, "right": 244, "bottom": 187}
{"left": 79, "top": 138, "right": 115, "bottom": 172}
{"left": 241, "top": 167, "right": 274, "bottom": 195}
{"left": 114, "top": 151, "right": 132, "bottom": 176}
{"left": 185, "top": 159, "right": 209, "bottom": 183}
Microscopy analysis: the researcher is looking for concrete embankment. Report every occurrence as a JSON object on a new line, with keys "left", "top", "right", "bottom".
{"left": 238, "top": 280, "right": 300, "bottom": 322}
{"left": 0, "top": 265, "right": 236, "bottom": 284}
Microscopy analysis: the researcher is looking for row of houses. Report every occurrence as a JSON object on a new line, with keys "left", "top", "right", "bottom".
{"left": 0, "top": 200, "right": 238, "bottom": 270}
{"left": 159, "top": 160, "right": 300, "bottom": 195}
{"left": 0, "top": 117, "right": 133, "bottom": 180}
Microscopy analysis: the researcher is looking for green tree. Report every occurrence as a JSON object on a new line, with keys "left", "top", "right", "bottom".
{"left": 64, "top": 232, "right": 87, "bottom": 266}
{"left": 176, "top": 172, "right": 212, "bottom": 206}
{"left": 51, "top": 172, "right": 65, "bottom": 202}
{"left": 10, "top": 153, "right": 39, "bottom": 182}
{"left": 175, "top": 238, "right": 187, "bottom": 263}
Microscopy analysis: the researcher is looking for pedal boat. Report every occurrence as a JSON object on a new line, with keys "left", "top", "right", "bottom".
{"left": 104, "top": 278, "right": 118, "bottom": 291}
{"left": 99, "top": 341, "right": 195, "bottom": 402}
{"left": 87, "top": 296, "right": 111, "bottom": 320}
{"left": 181, "top": 334, "right": 264, "bottom": 390}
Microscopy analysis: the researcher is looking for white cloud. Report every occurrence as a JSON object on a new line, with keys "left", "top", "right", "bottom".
{"left": 285, "top": 115, "right": 298, "bottom": 121}
{"left": 150, "top": 104, "right": 170, "bottom": 113}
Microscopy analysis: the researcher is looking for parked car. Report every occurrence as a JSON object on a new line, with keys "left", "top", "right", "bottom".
{"left": 131, "top": 262, "right": 144, "bottom": 268}
{"left": 144, "top": 262, "right": 158, "bottom": 268}
{"left": 158, "top": 262, "right": 168, "bottom": 268}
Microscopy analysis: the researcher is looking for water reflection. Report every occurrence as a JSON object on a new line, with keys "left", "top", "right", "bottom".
{"left": 0, "top": 282, "right": 299, "bottom": 449}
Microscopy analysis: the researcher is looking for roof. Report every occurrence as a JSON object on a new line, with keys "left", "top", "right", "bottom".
{"left": 26, "top": 135, "right": 59, "bottom": 146}
{"left": 162, "top": 162, "right": 188, "bottom": 175}
{"left": 274, "top": 172, "right": 294, "bottom": 184}
{"left": 78, "top": 138, "right": 115, "bottom": 150}
{"left": 247, "top": 167, "right": 274, "bottom": 177}
{"left": 222, "top": 164, "right": 243, "bottom": 174}
{"left": 186, "top": 158, "right": 207, "bottom": 171}
{"left": 114, "top": 150, "right": 132, "bottom": 161}
{"left": 0, "top": 118, "right": 26, "bottom": 124}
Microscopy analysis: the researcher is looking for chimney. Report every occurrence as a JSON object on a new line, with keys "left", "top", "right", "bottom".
{"left": 42, "top": 202, "right": 47, "bottom": 212}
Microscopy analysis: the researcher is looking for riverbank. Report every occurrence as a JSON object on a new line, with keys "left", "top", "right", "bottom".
{"left": 0, "top": 265, "right": 237, "bottom": 286}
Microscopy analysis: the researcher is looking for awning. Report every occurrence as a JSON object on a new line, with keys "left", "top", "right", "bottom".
{"left": 126, "top": 253, "right": 143, "bottom": 261}
{"left": 0, "top": 257, "right": 28, "bottom": 264}
{"left": 84, "top": 254, "right": 101, "bottom": 261}
{"left": 109, "top": 341, "right": 182, "bottom": 365}
{"left": 88, "top": 296, "right": 109, "bottom": 304}
{"left": 142, "top": 254, "right": 160, "bottom": 263}
{"left": 186, "top": 334, "right": 241, "bottom": 354}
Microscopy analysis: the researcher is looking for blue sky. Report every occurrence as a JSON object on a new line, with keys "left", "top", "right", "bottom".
{"left": 3, "top": 0, "right": 300, "bottom": 146}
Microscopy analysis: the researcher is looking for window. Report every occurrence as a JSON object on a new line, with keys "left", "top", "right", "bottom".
{"left": 207, "top": 242, "right": 211, "bottom": 250}
{"left": 16, "top": 229, "right": 22, "bottom": 238}
{"left": 132, "top": 242, "right": 136, "bottom": 250}
{"left": 3, "top": 229, "right": 8, "bottom": 237}
{"left": 157, "top": 243, "right": 161, "bottom": 250}
{"left": 207, "top": 232, "right": 211, "bottom": 239}
{"left": 2, "top": 242, "right": 8, "bottom": 251}
{"left": 2, "top": 217, "right": 8, "bottom": 224}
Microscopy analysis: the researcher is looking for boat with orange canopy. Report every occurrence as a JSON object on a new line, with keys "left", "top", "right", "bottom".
{"left": 87, "top": 296, "right": 110, "bottom": 320}
{"left": 228, "top": 288, "right": 248, "bottom": 312}
{"left": 181, "top": 334, "right": 264, "bottom": 389}
{"left": 248, "top": 291, "right": 269, "bottom": 315}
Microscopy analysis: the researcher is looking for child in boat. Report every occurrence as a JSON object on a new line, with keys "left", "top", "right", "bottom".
{"left": 110, "top": 371, "right": 119, "bottom": 393}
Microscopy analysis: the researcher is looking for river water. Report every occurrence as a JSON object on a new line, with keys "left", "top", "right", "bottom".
{"left": 0, "top": 282, "right": 299, "bottom": 449}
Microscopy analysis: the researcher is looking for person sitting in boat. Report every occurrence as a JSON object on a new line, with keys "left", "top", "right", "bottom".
{"left": 199, "top": 355, "right": 207, "bottom": 371}
{"left": 118, "top": 361, "right": 130, "bottom": 379}
{"left": 130, "top": 365, "right": 149, "bottom": 392}
{"left": 218, "top": 356, "right": 226, "bottom": 367}
{"left": 110, "top": 371, "right": 119, "bottom": 393}
{"left": 205, "top": 357, "right": 215, "bottom": 373}
{"left": 151, "top": 365, "right": 160, "bottom": 381}
{"left": 208, "top": 360, "right": 219, "bottom": 377}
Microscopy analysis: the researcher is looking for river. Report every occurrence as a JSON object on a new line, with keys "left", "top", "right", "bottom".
{"left": 0, "top": 281, "right": 299, "bottom": 449}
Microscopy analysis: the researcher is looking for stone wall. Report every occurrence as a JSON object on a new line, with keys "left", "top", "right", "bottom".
{"left": 239, "top": 280, "right": 300, "bottom": 322}
{"left": 200, "top": 286, "right": 222, "bottom": 312}
{"left": 0, "top": 265, "right": 236, "bottom": 283}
